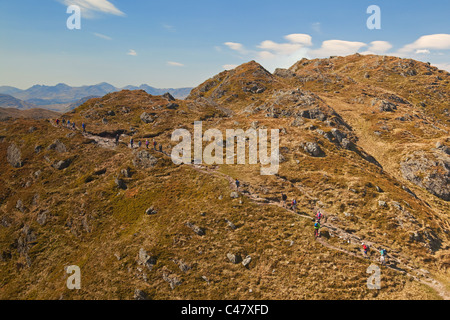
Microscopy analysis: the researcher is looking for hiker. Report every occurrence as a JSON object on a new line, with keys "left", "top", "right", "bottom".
{"left": 67, "top": 120, "right": 71, "bottom": 128}
{"left": 362, "top": 243, "right": 369, "bottom": 256}
{"left": 281, "top": 193, "right": 287, "bottom": 208}
{"left": 316, "top": 210, "right": 323, "bottom": 222}
{"left": 130, "top": 138, "right": 134, "bottom": 149}
{"left": 62, "top": 119, "right": 66, "bottom": 125}
{"left": 153, "top": 139, "right": 157, "bottom": 150}
{"left": 380, "top": 248, "right": 387, "bottom": 266}
{"left": 292, "top": 199, "right": 297, "bottom": 211}
{"left": 314, "top": 221, "right": 321, "bottom": 238}
{"left": 235, "top": 179, "right": 240, "bottom": 191}
{"left": 145, "top": 140, "right": 149, "bottom": 149}
{"left": 82, "top": 123, "right": 86, "bottom": 132}
{"left": 72, "top": 122, "right": 75, "bottom": 130}
{"left": 115, "top": 134, "right": 120, "bottom": 145}
{"left": 138, "top": 140, "right": 142, "bottom": 148}
{"left": 159, "top": 144, "right": 163, "bottom": 152}
{"left": 56, "top": 119, "right": 60, "bottom": 125}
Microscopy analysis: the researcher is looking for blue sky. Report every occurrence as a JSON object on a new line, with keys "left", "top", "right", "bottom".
{"left": 1, "top": 0, "right": 449, "bottom": 89}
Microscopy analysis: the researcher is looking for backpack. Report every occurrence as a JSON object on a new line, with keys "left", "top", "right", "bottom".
{"left": 381, "top": 249, "right": 387, "bottom": 256}
{"left": 317, "top": 212, "right": 322, "bottom": 219}
{"left": 293, "top": 200, "right": 297, "bottom": 205}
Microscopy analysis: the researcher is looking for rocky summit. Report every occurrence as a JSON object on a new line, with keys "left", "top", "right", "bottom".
{"left": 1, "top": 54, "right": 450, "bottom": 300}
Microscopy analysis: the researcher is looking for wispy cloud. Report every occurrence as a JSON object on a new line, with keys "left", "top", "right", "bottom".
{"left": 163, "top": 24, "right": 176, "bottom": 32}
{"left": 309, "top": 40, "right": 367, "bottom": 58}
{"left": 223, "top": 64, "right": 238, "bottom": 70}
{"left": 398, "top": 34, "right": 450, "bottom": 53}
{"left": 361, "top": 41, "right": 393, "bottom": 55}
{"left": 311, "top": 22, "right": 321, "bottom": 33}
{"left": 127, "top": 49, "right": 137, "bottom": 56}
{"left": 93, "top": 32, "right": 112, "bottom": 40}
{"left": 416, "top": 49, "right": 431, "bottom": 54}
{"left": 167, "top": 61, "right": 184, "bottom": 67}
{"left": 224, "top": 42, "right": 247, "bottom": 54}
{"left": 60, "top": 0, "right": 125, "bottom": 18}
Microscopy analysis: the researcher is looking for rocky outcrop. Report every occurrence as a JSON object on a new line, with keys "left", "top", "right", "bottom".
{"left": 400, "top": 151, "right": 450, "bottom": 201}
{"left": 301, "top": 142, "right": 324, "bottom": 157}
{"left": 115, "top": 177, "right": 127, "bottom": 190}
{"left": 185, "top": 222, "right": 205, "bottom": 236}
{"left": 47, "top": 140, "right": 67, "bottom": 153}
{"left": 138, "top": 248, "right": 156, "bottom": 271}
{"left": 227, "top": 253, "right": 241, "bottom": 264}
{"left": 140, "top": 112, "right": 155, "bottom": 124}
{"left": 7, "top": 143, "right": 22, "bottom": 168}
{"left": 133, "top": 150, "right": 158, "bottom": 169}
{"left": 52, "top": 159, "right": 72, "bottom": 170}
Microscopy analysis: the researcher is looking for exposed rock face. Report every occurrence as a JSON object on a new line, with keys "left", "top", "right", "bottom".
{"left": 242, "top": 255, "right": 252, "bottom": 267}
{"left": 302, "top": 142, "right": 324, "bottom": 157}
{"left": 145, "top": 207, "right": 157, "bottom": 215}
{"left": 162, "top": 271, "right": 182, "bottom": 289}
{"left": 378, "top": 100, "right": 397, "bottom": 112}
{"left": 166, "top": 103, "right": 179, "bottom": 110}
{"left": 52, "top": 159, "right": 72, "bottom": 170}
{"left": 140, "top": 112, "right": 155, "bottom": 124}
{"left": 185, "top": 222, "right": 205, "bottom": 236}
{"left": 115, "top": 177, "right": 127, "bottom": 190}
{"left": 274, "top": 68, "right": 295, "bottom": 78}
{"left": 400, "top": 152, "right": 450, "bottom": 201}
{"left": 133, "top": 150, "right": 158, "bottom": 169}
{"left": 7, "top": 143, "right": 22, "bottom": 168}
{"left": 227, "top": 253, "right": 241, "bottom": 264}
{"left": 163, "top": 92, "right": 175, "bottom": 101}
{"left": 134, "top": 289, "right": 148, "bottom": 300}
{"left": 47, "top": 140, "right": 67, "bottom": 153}
{"left": 138, "top": 248, "right": 156, "bottom": 271}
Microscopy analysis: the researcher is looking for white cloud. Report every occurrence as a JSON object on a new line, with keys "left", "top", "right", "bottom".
{"left": 257, "top": 34, "right": 312, "bottom": 56}
{"left": 309, "top": 40, "right": 367, "bottom": 58}
{"left": 127, "top": 49, "right": 137, "bottom": 56}
{"left": 399, "top": 34, "right": 450, "bottom": 53}
{"left": 61, "top": 0, "right": 125, "bottom": 18}
{"left": 93, "top": 32, "right": 112, "bottom": 40}
{"left": 434, "top": 63, "right": 450, "bottom": 72}
{"left": 258, "top": 40, "right": 304, "bottom": 55}
{"left": 167, "top": 61, "right": 184, "bottom": 67}
{"left": 223, "top": 64, "right": 238, "bottom": 70}
{"left": 224, "top": 42, "right": 246, "bottom": 54}
{"left": 368, "top": 41, "right": 392, "bottom": 53}
{"left": 284, "top": 34, "right": 312, "bottom": 46}
{"left": 257, "top": 51, "right": 276, "bottom": 60}
{"left": 415, "top": 49, "right": 431, "bottom": 54}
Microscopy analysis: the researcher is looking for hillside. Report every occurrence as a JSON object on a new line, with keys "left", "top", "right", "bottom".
{"left": 0, "top": 83, "right": 194, "bottom": 112}
{"left": 0, "top": 107, "right": 60, "bottom": 121}
{"left": 0, "top": 54, "right": 449, "bottom": 300}
{"left": 0, "top": 94, "right": 36, "bottom": 110}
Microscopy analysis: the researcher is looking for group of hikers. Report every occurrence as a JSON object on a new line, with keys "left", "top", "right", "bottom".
{"left": 54, "top": 118, "right": 165, "bottom": 152}
{"left": 129, "top": 137, "right": 163, "bottom": 152}
{"left": 280, "top": 192, "right": 388, "bottom": 265}
{"left": 55, "top": 118, "right": 83, "bottom": 131}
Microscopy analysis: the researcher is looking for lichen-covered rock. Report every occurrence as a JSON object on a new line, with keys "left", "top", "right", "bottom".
{"left": 7, "top": 143, "right": 22, "bottom": 168}
{"left": 133, "top": 150, "right": 158, "bottom": 169}
{"left": 302, "top": 142, "right": 324, "bottom": 157}
{"left": 400, "top": 152, "right": 450, "bottom": 201}
{"left": 140, "top": 112, "right": 155, "bottom": 124}
{"left": 52, "top": 159, "right": 72, "bottom": 170}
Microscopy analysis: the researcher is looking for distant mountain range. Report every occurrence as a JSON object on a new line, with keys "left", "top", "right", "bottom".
{"left": 0, "top": 83, "right": 193, "bottom": 112}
